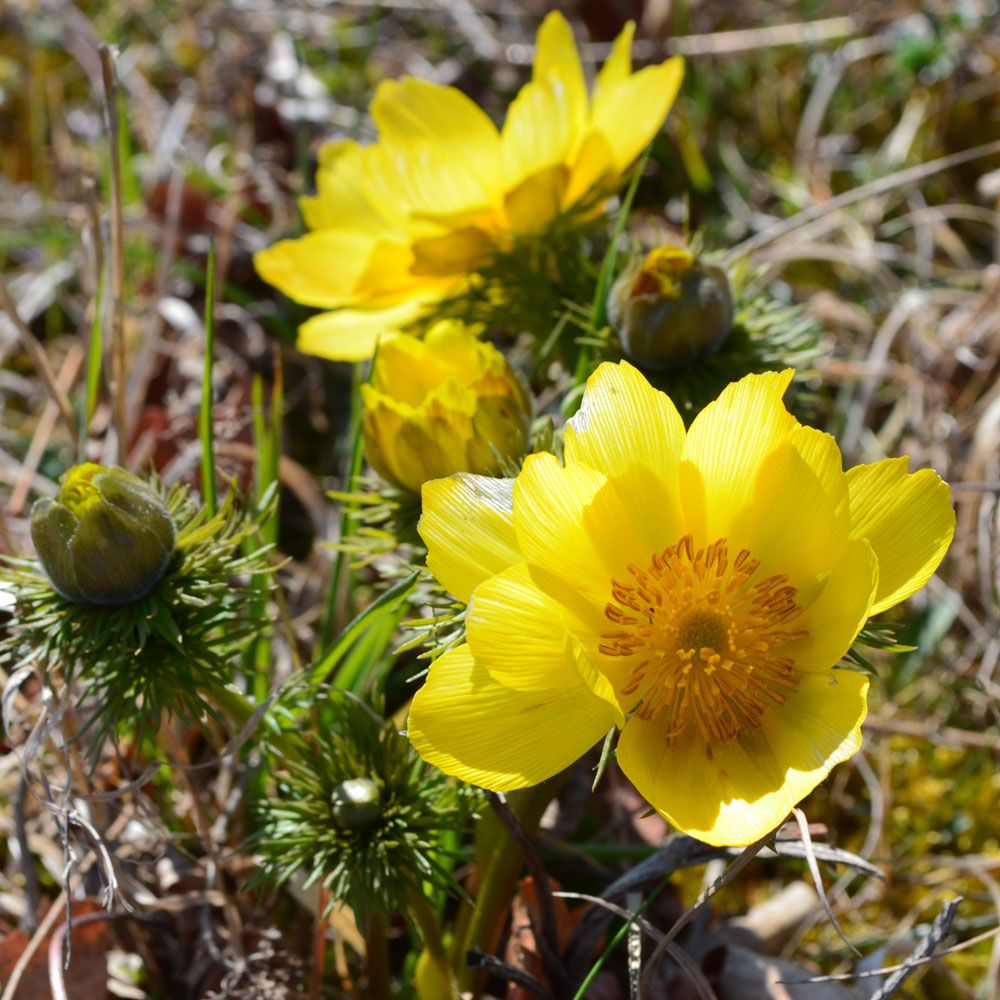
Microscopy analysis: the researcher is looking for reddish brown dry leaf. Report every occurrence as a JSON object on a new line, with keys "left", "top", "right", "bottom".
{"left": 0, "top": 899, "right": 113, "bottom": 1000}
{"left": 505, "top": 875, "right": 589, "bottom": 1000}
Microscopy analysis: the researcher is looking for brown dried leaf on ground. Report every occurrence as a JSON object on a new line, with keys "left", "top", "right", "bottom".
{"left": 0, "top": 899, "right": 112, "bottom": 1000}
{"left": 505, "top": 875, "right": 589, "bottom": 1000}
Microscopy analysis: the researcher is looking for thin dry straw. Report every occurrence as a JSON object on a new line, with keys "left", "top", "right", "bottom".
{"left": 0, "top": 274, "right": 79, "bottom": 450}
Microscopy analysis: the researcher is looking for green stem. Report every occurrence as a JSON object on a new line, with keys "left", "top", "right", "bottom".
{"left": 409, "top": 890, "right": 460, "bottom": 999}
{"left": 454, "top": 779, "right": 563, "bottom": 995}
{"left": 204, "top": 683, "right": 302, "bottom": 765}
{"left": 408, "top": 890, "right": 448, "bottom": 962}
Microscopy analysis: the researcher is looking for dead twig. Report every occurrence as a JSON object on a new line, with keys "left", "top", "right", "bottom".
{"left": 486, "top": 790, "right": 570, "bottom": 997}
{"left": 863, "top": 714, "right": 1000, "bottom": 753}
{"left": 782, "top": 920, "right": 1000, "bottom": 986}
{"left": 729, "top": 138, "right": 1000, "bottom": 261}
{"left": 868, "top": 897, "right": 961, "bottom": 1000}
{"left": 639, "top": 833, "right": 771, "bottom": 994}
{"left": 8, "top": 342, "right": 85, "bottom": 515}
{"left": 556, "top": 892, "right": 717, "bottom": 1000}
{"left": 0, "top": 274, "right": 79, "bottom": 450}
{"left": 0, "top": 890, "right": 67, "bottom": 1000}
{"left": 791, "top": 808, "right": 860, "bottom": 956}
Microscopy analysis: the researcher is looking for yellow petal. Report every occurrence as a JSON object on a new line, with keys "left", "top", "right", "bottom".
{"left": 500, "top": 15, "right": 602, "bottom": 223}
{"left": 777, "top": 538, "right": 878, "bottom": 671}
{"left": 846, "top": 458, "right": 955, "bottom": 615}
{"left": 368, "top": 332, "right": 454, "bottom": 405}
{"left": 618, "top": 668, "right": 868, "bottom": 846}
{"left": 407, "top": 644, "right": 619, "bottom": 791}
{"left": 419, "top": 474, "right": 521, "bottom": 604}
{"left": 467, "top": 393, "right": 529, "bottom": 472}
{"left": 502, "top": 164, "right": 569, "bottom": 232}
{"left": 729, "top": 440, "right": 849, "bottom": 592}
{"left": 682, "top": 369, "right": 796, "bottom": 541}
{"left": 361, "top": 394, "right": 471, "bottom": 492}
{"left": 593, "top": 21, "right": 635, "bottom": 94}
{"left": 371, "top": 77, "right": 502, "bottom": 198}
{"left": 411, "top": 226, "right": 492, "bottom": 276}
{"left": 353, "top": 237, "right": 429, "bottom": 299}
{"left": 253, "top": 230, "right": 381, "bottom": 308}
{"left": 590, "top": 58, "right": 684, "bottom": 172}
{"left": 366, "top": 140, "right": 495, "bottom": 224}
{"left": 532, "top": 11, "right": 587, "bottom": 137}
{"left": 512, "top": 453, "right": 646, "bottom": 601}
{"left": 296, "top": 298, "right": 434, "bottom": 362}
{"left": 786, "top": 424, "right": 849, "bottom": 515}
{"left": 467, "top": 563, "right": 620, "bottom": 717}
{"left": 564, "top": 129, "right": 615, "bottom": 208}
{"left": 564, "top": 361, "right": 686, "bottom": 552}
{"left": 500, "top": 80, "right": 575, "bottom": 204}
{"left": 300, "top": 139, "right": 404, "bottom": 233}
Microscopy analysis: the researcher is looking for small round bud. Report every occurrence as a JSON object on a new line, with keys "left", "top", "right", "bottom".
{"left": 609, "top": 246, "right": 734, "bottom": 370}
{"left": 30, "top": 464, "right": 176, "bottom": 604}
{"left": 331, "top": 777, "right": 382, "bottom": 830}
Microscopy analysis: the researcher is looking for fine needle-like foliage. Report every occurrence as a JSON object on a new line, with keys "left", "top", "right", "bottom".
{"left": 253, "top": 689, "right": 475, "bottom": 924}
{"left": 0, "top": 481, "right": 277, "bottom": 753}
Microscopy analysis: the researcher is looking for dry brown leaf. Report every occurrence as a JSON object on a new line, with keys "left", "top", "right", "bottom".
{"left": 0, "top": 899, "right": 112, "bottom": 1000}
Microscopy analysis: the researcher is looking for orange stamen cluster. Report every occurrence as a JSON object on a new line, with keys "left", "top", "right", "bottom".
{"left": 600, "top": 535, "right": 806, "bottom": 748}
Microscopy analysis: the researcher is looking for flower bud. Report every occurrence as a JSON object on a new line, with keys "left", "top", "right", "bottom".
{"left": 609, "top": 246, "right": 733, "bottom": 370}
{"left": 331, "top": 777, "right": 382, "bottom": 830}
{"left": 30, "top": 464, "right": 176, "bottom": 604}
{"left": 361, "top": 320, "right": 532, "bottom": 494}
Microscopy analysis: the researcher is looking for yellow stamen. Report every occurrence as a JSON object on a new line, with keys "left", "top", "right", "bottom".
{"left": 600, "top": 534, "right": 806, "bottom": 748}
{"left": 59, "top": 463, "right": 104, "bottom": 517}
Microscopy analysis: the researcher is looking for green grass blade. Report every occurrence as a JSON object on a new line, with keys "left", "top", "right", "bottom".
{"left": 245, "top": 362, "right": 282, "bottom": 702}
{"left": 330, "top": 605, "right": 405, "bottom": 695}
{"left": 116, "top": 91, "right": 141, "bottom": 208}
{"left": 590, "top": 146, "right": 650, "bottom": 331}
{"left": 307, "top": 570, "right": 420, "bottom": 688}
{"left": 571, "top": 879, "right": 666, "bottom": 1000}
{"left": 572, "top": 145, "right": 653, "bottom": 389}
{"left": 318, "top": 361, "right": 367, "bottom": 651}
{"left": 81, "top": 272, "right": 105, "bottom": 457}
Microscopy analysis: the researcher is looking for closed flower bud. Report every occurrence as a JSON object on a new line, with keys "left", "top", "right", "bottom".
{"left": 361, "top": 321, "right": 531, "bottom": 493}
{"left": 609, "top": 246, "right": 733, "bottom": 370}
{"left": 331, "top": 777, "right": 382, "bottom": 830}
{"left": 30, "top": 463, "right": 176, "bottom": 605}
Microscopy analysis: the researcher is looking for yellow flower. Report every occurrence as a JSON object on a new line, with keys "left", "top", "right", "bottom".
{"left": 254, "top": 14, "right": 684, "bottom": 362}
{"left": 408, "top": 364, "right": 955, "bottom": 846}
{"left": 361, "top": 321, "right": 531, "bottom": 493}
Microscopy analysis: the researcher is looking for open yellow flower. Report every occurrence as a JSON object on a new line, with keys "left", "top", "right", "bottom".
{"left": 408, "top": 363, "right": 955, "bottom": 846}
{"left": 361, "top": 320, "right": 531, "bottom": 493}
{"left": 254, "top": 14, "right": 684, "bottom": 361}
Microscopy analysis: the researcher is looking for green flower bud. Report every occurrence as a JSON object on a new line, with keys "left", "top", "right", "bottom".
{"left": 331, "top": 777, "right": 382, "bottom": 830}
{"left": 609, "top": 246, "right": 733, "bottom": 370}
{"left": 30, "top": 463, "right": 176, "bottom": 604}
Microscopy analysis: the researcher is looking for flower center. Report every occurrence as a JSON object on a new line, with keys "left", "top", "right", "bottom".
{"left": 59, "top": 463, "right": 103, "bottom": 517}
{"left": 600, "top": 535, "right": 807, "bottom": 749}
